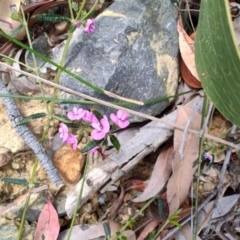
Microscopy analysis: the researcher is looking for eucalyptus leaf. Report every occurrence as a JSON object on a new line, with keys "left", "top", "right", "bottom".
{"left": 195, "top": 0, "right": 240, "bottom": 126}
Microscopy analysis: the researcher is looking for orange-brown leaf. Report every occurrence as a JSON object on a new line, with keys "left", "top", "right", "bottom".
{"left": 178, "top": 17, "right": 200, "bottom": 82}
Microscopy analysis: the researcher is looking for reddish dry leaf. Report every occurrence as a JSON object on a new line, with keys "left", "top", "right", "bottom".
{"left": 178, "top": 17, "right": 200, "bottom": 83}
{"left": 180, "top": 57, "right": 202, "bottom": 89}
{"left": 167, "top": 106, "right": 201, "bottom": 215}
{"left": 137, "top": 218, "right": 160, "bottom": 240}
{"left": 34, "top": 197, "right": 60, "bottom": 240}
{"left": 133, "top": 146, "right": 173, "bottom": 202}
{"left": 125, "top": 179, "right": 148, "bottom": 191}
{"left": 108, "top": 185, "right": 125, "bottom": 219}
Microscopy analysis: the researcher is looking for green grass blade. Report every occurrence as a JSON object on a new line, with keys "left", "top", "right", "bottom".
{"left": 195, "top": 0, "right": 240, "bottom": 126}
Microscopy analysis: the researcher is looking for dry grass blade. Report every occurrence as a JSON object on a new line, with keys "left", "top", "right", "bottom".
{"left": 167, "top": 106, "right": 201, "bottom": 215}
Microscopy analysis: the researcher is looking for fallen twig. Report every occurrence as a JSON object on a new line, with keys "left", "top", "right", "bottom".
{"left": 1, "top": 62, "right": 239, "bottom": 150}
{"left": 0, "top": 76, "right": 63, "bottom": 186}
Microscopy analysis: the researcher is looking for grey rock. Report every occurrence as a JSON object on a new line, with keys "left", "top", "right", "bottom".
{"left": 59, "top": 0, "right": 179, "bottom": 122}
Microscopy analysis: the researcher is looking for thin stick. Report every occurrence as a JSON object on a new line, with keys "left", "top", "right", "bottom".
{"left": 0, "top": 77, "right": 63, "bottom": 186}
{"left": 1, "top": 62, "right": 240, "bottom": 150}
{"left": 210, "top": 124, "right": 237, "bottom": 220}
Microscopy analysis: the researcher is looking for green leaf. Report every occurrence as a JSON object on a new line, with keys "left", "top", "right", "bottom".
{"left": 32, "top": 13, "right": 71, "bottom": 23}
{"left": 91, "top": 109, "right": 103, "bottom": 121}
{"left": 81, "top": 140, "right": 98, "bottom": 154}
{"left": 110, "top": 135, "right": 121, "bottom": 152}
{"left": 1, "top": 177, "right": 39, "bottom": 187}
{"left": 18, "top": 112, "right": 47, "bottom": 125}
{"left": 195, "top": 0, "right": 240, "bottom": 126}
{"left": 103, "top": 221, "right": 111, "bottom": 237}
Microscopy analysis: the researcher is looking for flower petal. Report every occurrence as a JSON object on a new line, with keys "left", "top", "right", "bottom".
{"left": 110, "top": 113, "right": 118, "bottom": 124}
{"left": 91, "top": 130, "right": 106, "bottom": 140}
{"left": 118, "top": 120, "right": 130, "bottom": 129}
{"left": 100, "top": 116, "right": 110, "bottom": 133}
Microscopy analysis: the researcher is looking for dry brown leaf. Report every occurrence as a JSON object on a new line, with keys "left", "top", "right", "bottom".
{"left": 167, "top": 106, "right": 201, "bottom": 215}
{"left": 178, "top": 17, "right": 200, "bottom": 82}
{"left": 179, "top": 224, "right": 193, "bottom": 240}
{"left": 137, "top": 219, "right": 160, "bottom": 240}
{"left": 133, "top": 146, "right": 173, "bottom": 202}
{"left": 58, "top": 220, "right": 121, "bottom": 240}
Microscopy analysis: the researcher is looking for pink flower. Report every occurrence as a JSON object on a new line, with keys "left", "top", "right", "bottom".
{"left": 82, "top": 110, "right": 98, "bottom": 123}
{"left": 203, "top": 151, "right": 214, "bottom": 162}
{"left": 84, "top": 19, "right": 96, "bottom": 34}
{"left": 75, "top": 22, "right": 81, "bottom": 28}
{"left": 89, "top": 146, "right": 99, "bottom": 154}
{"left": 66, "top": 134, "right": 78, "bottom": 151}
{"left": 91, "top": 116, "right": 110, "bottom": 140}
{"left": 110, "top": 110, "right": 130, "bottom": 129}
{"left": 59, "top": 123, "right": 69, "bottom": 142}
{"left": 67, "top": 107, "right": 85, "bottom": 120}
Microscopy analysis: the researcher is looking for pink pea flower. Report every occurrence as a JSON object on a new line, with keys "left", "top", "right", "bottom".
{"left": 59, "top": 123, "right": 69, "bottom": 142}
{"left": 75, "top": 22, "right": 81, "bottom": 28}
{"left": 84, "top": 19, "right": 96, "bottom": 34}
{"left": 82, "top": 110, "right": 98, "bottom": 123}
{"left": 110, "top": 110, "right": 130, "bottom": 129}
{"left": 203, "top": 151, "right": 214, "bottom": 162}
{"left": 66, "top": 134, "right": 78, "bottom": 151}
{"left": 89, "top": 146, "right": 99, "bottom": 154}
{"left": 67, "top": 107, "right": 85, "bottom": 120}
{"left": 91, "top": 116, "right": 110, "bottom": 140}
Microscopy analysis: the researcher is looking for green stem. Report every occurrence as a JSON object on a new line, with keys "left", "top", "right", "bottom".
{"left": 193, "top": 95, "right": 209, "bottom": 240}
{"left": 76, "top": 0, "right": 87, "bottom": 20}
{"left": 109, "top": 197, "right": 156, "bottom": 240}
{"left": 67, "top": 0, "right": 74, "bottom": 20}
{"left": 16, "top": 158, "right": 39, "bottom": 240}
{"left": 66, "top": 153, "right": 90, "bottom": 240}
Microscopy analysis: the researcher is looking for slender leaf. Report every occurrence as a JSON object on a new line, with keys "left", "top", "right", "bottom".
{"left": 18, "top": 112, "right": 46, "bottom": 125}
{"left": 1, "top": 177, "right": 39, "bottom": 187}
{"left": 92, "top": 109, "right": 103, "bottom": 121}
{"left": 81, "top": 140, "right": 98, "bottom": 153}
{"left": 195, "top": 0, "right": 240, "bottom": 126}
{"left": 32, "top": 13, "right": 71, "bottom": 22}
{"left": 110, "top": 135, "right": 121, "bottom": 152}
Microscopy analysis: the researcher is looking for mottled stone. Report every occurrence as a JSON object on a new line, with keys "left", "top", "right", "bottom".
{"left": 60, "top": 0, "right": 179, "bottom": 122}
{"left": 52, "top": 144, "right": 85, "bottom": 183}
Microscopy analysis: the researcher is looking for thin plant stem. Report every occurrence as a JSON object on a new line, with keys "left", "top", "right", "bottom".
{"left": 76, "top": 0, "right": 87, "bottom": 20}
{"left": 193, "top": 95, "right": 209, "bottom": 240}
{"left": 109, "top": 197, "right": 157, "bottom": 240}
{"left": 66, "top": 153, "right": 90, "bottom": 240}
{"left": 16, "top": 157, "right": 39, "bottom": 240}
{"left": 67, "top": 0, "right": 74, "bottom": 20}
